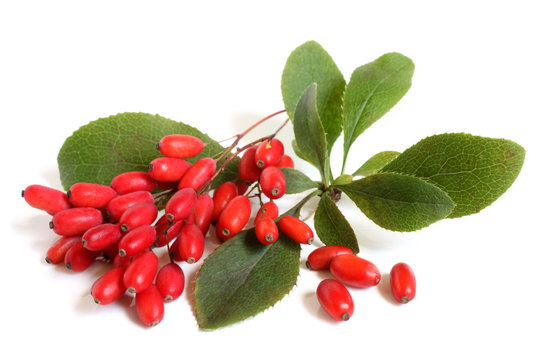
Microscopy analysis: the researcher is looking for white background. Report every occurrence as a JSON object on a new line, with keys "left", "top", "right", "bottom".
{"left": 2, "top": 1, "right": 539, "bottom": 359}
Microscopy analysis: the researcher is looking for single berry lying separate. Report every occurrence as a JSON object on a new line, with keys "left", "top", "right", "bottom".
{"left": 22, "top": 184, "right": 71, "bottom": 215}
{"left": 148, "top": 157, "right": 191, "bottom": 182}
{"left": 123, "top": 250, "right": 159, "bottom": 294}
{"left": 110, "top": 171, "right": 157, "bottom": 195}
{"left": 155, "top": 263, "right": 185, "bottom": 302}
{"left": 67, "top": 182, "right": 116, "bottom": 208}
{"left": 390, "top": 262, "right": 416, "bottom": 304}
{"left": 135, "top": 283, "right": 165, "bottom": 327}
{"left": 45, "top": 236, "right": 81, "bottom": 264}
{"left": 215, "top": 195, "right": 251, "bottom": 240}
{"left": 255, "top": 218, "right": 279, "bottom": 245}
{"left": 255, "top": 138, "right": 284, "bottom": 169}
{"left": 157, "top": 134, "right": 204, "bottom": 159}
{"left": 277, "top": 216, "right": 314, "bottom": 245}
{"left": 329, "top": 254, "right": 381, "bottom": 288}
{"left": 259, "top": 166, "right": 286, "bottom": 200}
{"left": 50, "top": 207, "right": 104, "bottom": 237}
{"left": 177, "top": 157, "right": 216, "bottom": 191}
{"left": 91, "top": 267, "right": 126, "bottom": 305}
{"left": 306, "top": 245, "right": 354, "bottom": 271}
{"left": 317, "top": 279, "right": 354, "bottom": 321}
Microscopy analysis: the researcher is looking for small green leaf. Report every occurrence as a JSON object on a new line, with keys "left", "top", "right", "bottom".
{"left": 194, "top": 228, "right": 300, "bottom": 330}
{"left": 381, "top": 133, "right": 526, "bottom": 218}
{"left": 337, "top": 173, "right": 455, "bottom": 232}
{"left": 280, "top": 167, "right": 318, "bottom": 194}
{"left": 353, "top": 151, "right": 401, "bottom": 177}
{"left": 342, "top": 53, "right": 414, "bottom": 172}
{"left": 57, "top": 112, "right": 238, "bottom": 190}
{"left": 314, "top": 192, "right": 359, "bottom": 253}
{"left": 332, "top": 174, "right": 353, "bottom": 185}
{"left": 293, "top": 84, "right": 329, "bottom": 183}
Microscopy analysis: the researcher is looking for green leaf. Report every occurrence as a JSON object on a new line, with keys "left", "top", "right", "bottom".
{"left": 332, "top": 174, "right": 353, "bottom": 186}
{"left": 291, "top": 139, "right": 310, "bottom": 164}
{"left": 57, "top": 112, "right": 238, "bottom": 190}
{"left": 293, "top": 83, "right": 329, "bottom": 183}
{"left": 353, "top": 151, "right": 401, "bottom": 177}
{"left": 337, "top": 173, "right": 455, "bottom": 232}
{"left": 380, "top": 133, "right": 526, "bottom": 218}
{"left": 194, "top": 228, "right": 300, "bottom": 330}
{"left": 281, "top": 40, "right": 346, "bottom": 153}
{"left": 280, "top": 167, "right": 318, "bottom": 194}
{"left": 314, "top": 192, "right": 359, "bottom": 253}
{"left": 342, "top": 53, "right": 414, "bottom": 172}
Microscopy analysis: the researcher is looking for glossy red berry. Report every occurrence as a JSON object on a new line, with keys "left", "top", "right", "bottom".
{"left": 148, "top": 157, "right": 191, "bottom": 182}
{"left": 106, "top": 191, "right": 154, "bottom": 221}
{"left": 254, "top": 201, "right": 279, "bottom": 224}
{"left": 154, "top": 215, "right": 183, "bottom": 247}
{"left": 238, "top": 146, "right": 261, "bottom": 184}
{"left": 390, "top": 262, "right": 416, "bottom": 304}
{"left": 67, "top": 183, "right": 116, "bottom": 208}
{"left": 157, "top": 134, "right": 204, "bottom": 159}
{"left": 255, "top": 138, "right": 284, "bottom": 169}
{"left": 164, "top": 187, "right": 197, "bottom": 221}
{"left": 136, "top": 283, "right": 164, "bottom": 327}
{"left": 306, "top": 245, "right": 354, "bottom": 271}
{"left": 277, "top": 216, "right": 314, "bottom": 245}
{"left": 169, "top": 237, "right": 183, "bottom": 262}
{"left": 82, "top": 223, "right": 122, "bottom": 251}
{"left": 177, "top": 223, "right": 205, "bottom": 264}
{"left": 215, "top": 195, "right": 251, "bottom": 240}
{"left": 123, "top": 250, "right": 159, "bottom": 294}
{"left": 22, "top": 184, "right": 70, "bottom": 215}
{"left": 110, "top": 171, "right": 157, "bottom": 195}
{"left": 317, "top": 279, "right": 354, "bottom": 321}
{"left": 186, "top": 193, "right": 214, "bottom": 236}
{"left": 118, "top": 202, "right": 158, "bottom": 232}
{"left": 155, "top": 263, "right": 185, "bottom": 302}
{"left": 259, "top": 166, "right": 286, "bottom": 200}
{"left": 276, "top": 154, "right": 294, "bottom": 168}
{"left": 212, "top": 181, "right": 238, "bottom": 221}
{"left": 91, "top": 267, "right": 126, "bottom": 305}
{"left": 45, "top": 236, "right": 81, "bottom": 264}
{"left": 330, "top": 254, "right": 381, "bottom": 288}
{"left": 177, "top": 157, "right": 216, "bottom": 191}
{"left": 117, "top": 225, "right": 156, "bottom": 258}
{"left": 50, "top": 207, "right": 103, "bottom": 236}
{"left": 64, "top": 241, "right": 100, "bottom": 272}
{"left": 255, "top": 218, "right": 279, "bottom": 245}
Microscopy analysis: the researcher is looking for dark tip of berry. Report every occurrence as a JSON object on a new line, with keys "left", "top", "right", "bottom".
{"left": 127, "top": 287, "right": 136, "bottom": 293}
{"left": 341, "top": 313, "right": 351, "bottom": 321}
{"left": 164, "top": 295, "right": 173, "bottom": 302}
{"left": 221, "top": 228, "right": 230, "bottom": 237}
{"left": 265, "top": 234, "right": 274, "bottom": 243}
{"left": 148, "top": 163, "right": 154, "bottom": 172}
{"left": 45, "top": 257, "right": 52, "bottom": 264}
{"left": 155, "top": 143, "right": 161, "bottom": 151}
{"left": 81, "top": 239, "right": 87, "bottom": 247}
{"left": 165, "top": 213, "right": 175, "bottom": 221}
{"left": 65, "top": 262, "right": 72, "bottom": 270}
{"left": 118, "top": 249, "right": 127, "bottom": 257}
{"left": 150, "top": 320, "right": 160, "bottom": 327}
{"left": 256, "top": 160, "right": 265, "bottom": 168}
{"left": 187, "top": 257, "right": 195, "bottom": 264}
{"left": 271, "top": 187, "right": 280, "bottom": 196}
{"left": 93, "top": 297, "right": 101, "bottom": 305}
{"left": 49, "top": 221, "right": 54, "bottom": 229}
{"left": 401, "top": 296, "right": 410, "bottom": 304}
{"left": 66, "top": 190, "right": 71, "bottom": 198}
{"left": 306, "top": 237, "right": 314, "bottom": 245}
{"left": 21, "top": 190, "right": 25, "bottom": 198}
{"left": 120, "top": 224, "right": 129, "bottom": 232}
{"left": 305, "top": 261, "right": 312, "bottom": 270}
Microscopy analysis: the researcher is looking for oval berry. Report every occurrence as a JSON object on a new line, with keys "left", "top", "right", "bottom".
{"left": 215, "top": 195, "right": 251, "bottom": 240}
{"left": 82, "top": 223, "right": 122, "bottom": 251}
{"left": 117, "top": 225, "right": 156, "bottom": 258}
{"left": 212, "top": 181, "right": 238, "bottom": 221}
{"left": 255, "top": 138, "right": 284, "bottom": 169}
{"left": 106, "top": 191, "right": 154, "bottom": 221}
{"left": 186, "top": 193, "right": 214, "bottom": 236}
{"left": 136, "top": 283, "right": 164, "bottom": 327}
{"left": 123, "top": 250, "right": 159, "bottom": 294}
{"left": 177, "top": 157, "right": 216, "bottom": 191}
{"left": 118, "top": 202, "right": 158, "bottom": 232}
{"left": 306, "top": 245, "right": 354, "bottom": 271}
{"left": 390, "top": 262, "right": 416, "bottom": 304}
{"left": 157, "top": 134, "right": 204, "bottom": 159}
{"left": 50, "top": 207, "right": 103, "bottom": 236}
{"left": 22, "top": 184, "right": 70, "bottom": 215}
{"left": 255, "top": 218, "right": 279, "bottom": 245}
{"left": 67, "top": 183, "right": 116, "bottom": 208}
{"left": 238, "top": 146, "right": 261, "bottom": 184}
{"left": 259, "top": 166, "right": 286, "bottom": 200}
{"left": 276, "top": 154, "right": 294, "bottom": 168}
{"left": 64, "top": 241, "right": 100, "bottom": 272}
{"left": 154, "top": 215, "right": 183, "bottom": 247}
{"left": 330, "top": 254, "right": 381, "bottom": 288}
{"left": 317, "top": 279, "right": 354, "bottom": 321}
{"left": 164, "top": 187, "right": 197, "bottom": 221}
{"left": 177, "top": 223, "right": 205, "bottom": 264}
{"left": 91, "top": 267, "right": 126, "bottom": 305}
{"left": 155, "top": 263, "right": 185, "bottom": 302}
{"left": 148, "top": 157, "right": 191, "bottom": 182}
{"left": 277, "top": 216, "right": 313, "bottom": 245}
{"left": 110, "top": 171, "right": 157, "bottom": 195}
{"left": 45, "top": 236, "right": 81, "bottom": 264}
{"left": 254, "top": 201, "right": 279, "bottom": 224}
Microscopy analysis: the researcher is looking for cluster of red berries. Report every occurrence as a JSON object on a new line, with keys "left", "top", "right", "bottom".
{"left": 307, "top": 245, "right": 417, "bottom": 321}
{"left": 22, "top": 133, "right": 316, "bottom": 327}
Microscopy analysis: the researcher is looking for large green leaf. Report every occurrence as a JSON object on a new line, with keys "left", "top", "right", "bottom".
{"left": 280, "top": 167, "right": 318, "bottom": 194}
{"left": 281, "top": 40, "right": 346, "bottom": 153}
{"left": 342, "top": 53, "right": 414, "bottom": 172}
{"left": 381, "top": 133, "right": 526, "bottom": 218}
{"left": 353, "top": 151, "right": 401, "bottom": 177}
{"left": 337, "top": 173, "right": 455, "bottom": 232}
{"left": 57, "top": 112, "right": 238, "bottom": 190}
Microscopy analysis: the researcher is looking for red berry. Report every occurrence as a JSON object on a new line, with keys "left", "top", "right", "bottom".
{"left": 136, "top": 283, "right": 164, "bottom": 327}
{"left": 215, "top": 195, "right": 251, "bottom": 240}
{"left": 255, "top": 218, "right": 279, "bottom": 245}
{"left": 91, "top": 267, "right": 126, "bottom": 305}
{"left": 212, "top": 181, "right": 238, "bottom": 221}
{"left": 390, "top": 262, "right": 416, "bottom": 304}
{"left": 118, "top": 202, "right": 158, "bottom": 232}
{"left": 154, "top": 215, "right": 183, "bottom": 247}
{"left": 276, "top": 154, "right": 294, "bottom": 168}
{"left": 329, "top": 254, "right": 381, "bottom": 288}
{"left": 177, "top": 223, "right": 205, "bottom": 264}
{"left": 110, "top": 171, "right": 157, "bottom": 195}
{"left": 45, "top": 236, "right": 81, "bottom": 264}
{"left": 306, "top": 245, "right": 354, "bottom": 271}
{"left": 117, "top": 225, "right": 156, "bottom": 258}
{"left": 50, "top": 207, "right": 103, "bottom": 236}
{"left": 186, "top": 193, "right": 214, "bottom": 236}
{"left": 22, "top": 184, "right": 70, "bottom": 215}
{"left": 106, "top": 191, "right": 154, "bottom": 221}
{"left": 155, "top": 263, "right": 185, "bottom": 302}
{"left": 148, "top": 157, "right": 191, "bottom": 182}
{"left": 82, "top": 223, "right": 122, "bottom": 251}
{"left": 235, "top": 182, "right": 249, "bottom": 195}
{"left": 255, "top": 138, "right": 284, "bottom": 169}
{"left": 169, "top": 237, "right": 182, "bottom": 262}
{"left": 259, "top": 166, "right": 286, "bottom": 200}
{"left": 157, "top": 134, "right": 204, "bottom": 159}
{"left": 113, "top": 253, "right": 133, "bottom": 268}
{"left": 123, "top": 250, "right": 159, "bottom": 294}
{"left": 64, "top": 241, "right": 100, "bottom": 272}
{"left": 316, "top": 279, "right": 354, "bottom": 321}
{"left": 67, "top": 183, "right": 116, "bottom": 208}
{"left": 164, "top": 188, "right": 197, "bottom": 221}
{"left": 277, "top": 216, "right": 314, "bottom": 245}
{"left": 254, "top": 201, "right": 279, "bottom": 224}
{"left": 177, "top": 157, "right": 216, "bottom": 191}
{"left": 238, "top": 146, "right": 261, "bottom": 184}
